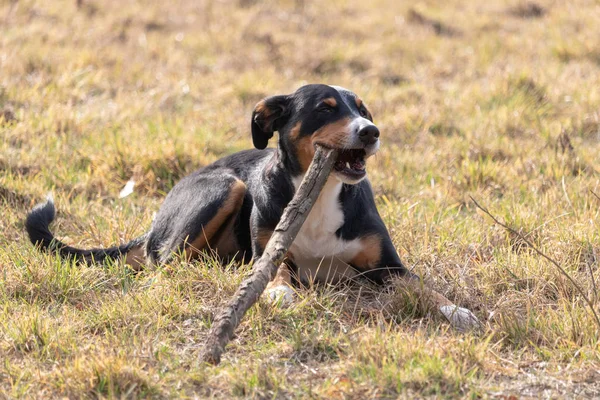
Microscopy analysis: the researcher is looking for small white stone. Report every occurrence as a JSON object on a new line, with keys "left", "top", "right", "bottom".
{"left": 440, "top": 305, "right": 481, "bottom": 332}
{"left": 264, "top": 285, "right": 295, "bottom": 307}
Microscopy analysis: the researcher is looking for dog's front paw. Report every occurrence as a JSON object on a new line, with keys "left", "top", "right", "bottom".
{"left": 439, "top": 305, "right": 481, "bottom": 332}
{"left": 264, "top": 285, "right": 295, "bottom": 307}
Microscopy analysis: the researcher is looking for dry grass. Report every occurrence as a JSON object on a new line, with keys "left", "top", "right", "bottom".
{"left": 2, "top": 0, "right": 600, "bottom": 398}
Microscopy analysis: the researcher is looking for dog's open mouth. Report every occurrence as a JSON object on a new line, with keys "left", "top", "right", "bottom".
{"left": 334, "top": 149, "right": 367, "bottom": 179}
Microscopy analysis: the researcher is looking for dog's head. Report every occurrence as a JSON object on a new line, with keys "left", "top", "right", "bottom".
{"left": 252, "top": 84, "right": 379, "bottom": 184}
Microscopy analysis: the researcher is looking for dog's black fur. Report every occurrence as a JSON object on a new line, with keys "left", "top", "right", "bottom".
{"left": 27, "top": 84, "right": 414, "bottom": 285}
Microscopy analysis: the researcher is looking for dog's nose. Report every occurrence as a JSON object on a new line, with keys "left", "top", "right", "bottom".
{"left": 358, "top": 125, "right": 380, "bottom": 145}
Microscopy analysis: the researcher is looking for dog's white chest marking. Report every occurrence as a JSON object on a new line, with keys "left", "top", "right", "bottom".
{"left": 289, "top": 177, "right": 363, "bottom": 282}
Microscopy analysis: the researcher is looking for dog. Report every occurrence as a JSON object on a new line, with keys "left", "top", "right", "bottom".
{"left": 26, "top": 84, "right": 479, "bottom": 330}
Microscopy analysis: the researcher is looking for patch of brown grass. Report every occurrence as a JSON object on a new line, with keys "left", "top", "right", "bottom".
{"left": 2, "top": 0, "right": 600, "bottom": 397}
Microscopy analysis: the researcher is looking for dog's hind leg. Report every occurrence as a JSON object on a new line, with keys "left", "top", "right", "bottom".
{"left": 145, "top": 172, "right": 247, "bottom": 264}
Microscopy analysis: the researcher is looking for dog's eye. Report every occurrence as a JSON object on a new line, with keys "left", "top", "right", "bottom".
{"left": 316, "top": 104, "right": 335, "bottom": 114}
{"left": 359, "top": 108, "right": 368, "bottom": 118}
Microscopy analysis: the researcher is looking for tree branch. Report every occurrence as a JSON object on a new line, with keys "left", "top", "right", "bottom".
{"left": 199, "top": 145, "right": 338, "bottom": 365}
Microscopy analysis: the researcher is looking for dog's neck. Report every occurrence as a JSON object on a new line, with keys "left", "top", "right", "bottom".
{"left": 275, "top": 140, "right": 307, "bottom": 177}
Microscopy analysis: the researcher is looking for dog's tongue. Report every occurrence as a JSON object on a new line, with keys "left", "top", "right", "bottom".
{"left": 334, "top": 149, "right": 367, "bottom": 172}
{"left": 352, "top": 159, "right": 365, "bottom": 171}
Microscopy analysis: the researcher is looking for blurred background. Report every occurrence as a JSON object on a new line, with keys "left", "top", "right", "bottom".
{"left": 2, "top": 0, "right": 599, "bottom": 199}
{"left": 2, "top": 0, "right": 600, "bottom": 397}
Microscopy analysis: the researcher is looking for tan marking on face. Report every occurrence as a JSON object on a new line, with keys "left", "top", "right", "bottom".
{"left": 289, "top": 121, "right": 314, "bottom": 172}
{"left": 125, "top": 245, "right": 146, "bottom": 271}
{"left": 289, "top": 118, "right": 353, "bottom": 173}
{"left": 355, "top": 97, "right": 363, "bottom": 109}
{"left": 311, "top": 117, "right": 352, "bottom": 150}
{"left": 356, "top": 97, "right": 374, "bottom": 121}
{"left": 350, "top": 234, "right": 382, "bottom": 270}
{"left": 185, "top": 179, "right": 246, "bottom": 259}
{"left": 323, "top": 97, "right": 337, "bottom": 107}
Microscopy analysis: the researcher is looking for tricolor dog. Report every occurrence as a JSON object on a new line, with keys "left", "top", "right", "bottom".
{"left": 26, "top": 84, "right": 478, "bottom": 330}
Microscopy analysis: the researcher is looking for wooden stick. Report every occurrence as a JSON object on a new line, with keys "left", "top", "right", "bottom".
{"left": 199, "top": 145, "right": 338, "bottom": 365}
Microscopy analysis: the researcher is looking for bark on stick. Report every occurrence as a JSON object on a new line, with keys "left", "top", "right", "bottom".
{"left": 199, "top": 145, "right": 338, "bottom": 365}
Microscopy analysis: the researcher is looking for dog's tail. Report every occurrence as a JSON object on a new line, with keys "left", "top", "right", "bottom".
{"left": 25, "top": 195, "right": 146, "bottom": 265}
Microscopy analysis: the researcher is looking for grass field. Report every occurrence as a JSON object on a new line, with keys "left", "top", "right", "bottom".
{"left": 2, "top": 0, "right": 600, "bottom": 398}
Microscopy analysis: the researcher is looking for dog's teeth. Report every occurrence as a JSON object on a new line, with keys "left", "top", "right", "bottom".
{"left": 346, "top": 162, "right": 351, "bottom": 169}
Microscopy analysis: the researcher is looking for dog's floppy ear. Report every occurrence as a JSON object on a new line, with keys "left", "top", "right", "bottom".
{"left": 251, "top": 94, "right": 291, "bottom": 150}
